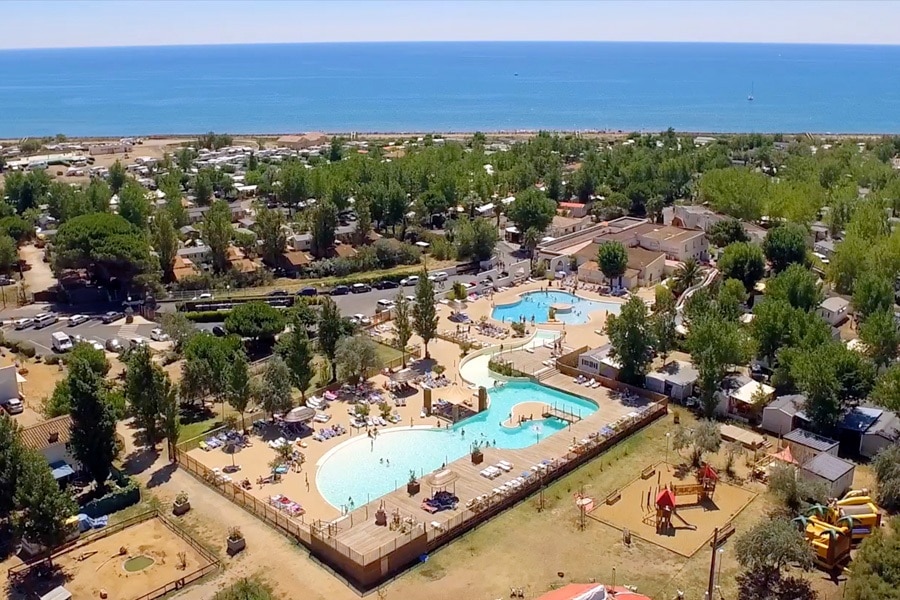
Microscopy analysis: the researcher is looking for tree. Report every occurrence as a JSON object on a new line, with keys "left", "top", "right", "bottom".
{"left": 278, "top": 162, "right": 309, "bottom": 210}
{"left": 718, "top": 242, "right": 766, "bottom": 291}
{"left": 872, "top": 366, "right": 900, "bottom": 412}
{"left": 259, "top": 357, "right": 293, "bottom": 415}
{"left": 309, "top": 200, "right": 338, "bottom": 259}
{"left": 845, "top": 518, "right": 900, "bottom": 600}
{"left": 697, "top": 168, "right": 768, "bottom": 221}
{"left": 203, "top": 199, "right": 232, "bottom": 273}
{"left": 193, "top": 171, "right": 213, "bottom": 205}
{"left": 225, "top": 302, "right": 285, "bottom": 347}
{"left": 160, "top": 312, "right": 196, "bottom": 352}
{"left": 860, "top": 309, "right": 900, "bottom": 369}
{"left": 68, "top": 358, "right": 117, "bottom": 488}
{"left": 118, "top": 179, "right": 151, "bottom": 230}
{"left": 766, "top": 264, "right": 823, "bottom": 312}
{"left": 180, "top": 334, "right": 243, "bottom": 404}
{"left": 687, "top": 313, "right": 750, "bottom": 416}
{"left": 125, "top": 345, "right": 165, "bottom": 446}
{"left": 14, "top": 449, "right": 77, "bottom": 562}
{"left": 354, "top": 198, "right": 373, "bottom": 246}
{"left": 522, "top": 227, "right": 542, "bottom": 260}
{"left": 0, "top": 215, "right": 35, "bottom": 244}
{"left": 604, "top": 296, "right": 655, "bottom": 384}
{"left": 597, "top": 242, "right": 628, "bottom": 287}
{"left": 672, "top": 257, "right": 701, "bottom": 296}
{"left": 706, "top": 218, "right": 749, "bottom": 247}
{"left": 717, "top": 277, "right": 748, "bottom": 321}
{"left": 317, "top": 298, "right": 346, "bottom": 382}
{"left": 154, "top": 208, "right": 178, "bottom": 280}
{"left": 873, "top": 444, "right": 900, "bottom": 511}
{"left": 255, "top": 205, "right": 286, "bottom": 265}
{"left": 329, "top": 137, "right": 343, "bottom": 162}
{"left": 735, "top": 517, "right": 814, "bottom": 572}
{"left": 0, "top": 235, "right": 17, "bottom": 273}
{"left": 53, "top": 213, "right": 155, "bottom": 289}
{"left": 277, "top": 323, "right": 314, "bottom": 400}
{"left": 225, "top": 352, "right": 252, "bottom": 430}
{"left": 336, "top": 335, "right": 379, "bottom": 384}
{"left": 736, "top": 568, "right": 817, "bottom": 600}
{"left": 160, "top": 378, "right": 180, "bottom": 460}
{"left": 108, "top": 159, "right": 127, "bottom": 194}
{"left": 650, "top": 302, "right": 676, "bottom": 364}
{"left": 671, "top": 420, "right": 721, "bottom": 467}
{"left": 852, "top": 272, "right": 895, "bottom": 322}
{"left": 455, "top": 218, "right": 499, "bottom": 262}
{"left": 0, "top": 415, "right": 23, "bottom": 515}
{"left": 507, "top": 188, "right": 556, "bottom": 235}
{"left": 764, "top": 224, "right": 808, "bottom": 273}
{"left": 392, "top": 291, "right": 414, "bottom": 366}
{"left": 413, "top": 273, "right": 439, "bottom": 359}
{"left": 768, "top": 463, "right": 827, "bottom": 511}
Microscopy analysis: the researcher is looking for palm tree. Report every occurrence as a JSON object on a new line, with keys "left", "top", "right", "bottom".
{"left": 673, "top": 258, "right": 701, "bottom": 297}
{"left": 523, "top": 227, "right": 542, "bottom": 264}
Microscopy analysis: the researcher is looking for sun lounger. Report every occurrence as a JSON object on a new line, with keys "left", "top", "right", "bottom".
{"left": 496, "top": 462, "right": 512, "bottom": 472}
{"left": 199, "top": 441, "right": 209, "bottom": 451}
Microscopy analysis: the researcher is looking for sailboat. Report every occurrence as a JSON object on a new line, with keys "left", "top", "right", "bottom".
{"left": 748, "top": 82, "right": 754, "bottom": 102}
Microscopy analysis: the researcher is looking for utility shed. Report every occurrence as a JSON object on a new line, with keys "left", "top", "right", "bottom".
{"left": 800, "top": 453, "right": 855, "bottom": 498}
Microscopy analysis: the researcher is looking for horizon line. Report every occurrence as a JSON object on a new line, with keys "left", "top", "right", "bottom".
{"left": 3, "top": 39, "right": 900, "bottom": 52}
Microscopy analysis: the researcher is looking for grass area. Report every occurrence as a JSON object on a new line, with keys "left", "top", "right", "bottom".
{"left": 387, "top": 411, "right": 846, "bottom": 600}
{"left": 374, "top": 341, "right": 404, "bottom": 366}
{"left": 178, "top": 416, "right": 222, "bottom": 443}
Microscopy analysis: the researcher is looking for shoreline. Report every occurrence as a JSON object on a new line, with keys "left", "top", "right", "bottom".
{"left": 2, "top": 129, "right": 892, "bottom": 145}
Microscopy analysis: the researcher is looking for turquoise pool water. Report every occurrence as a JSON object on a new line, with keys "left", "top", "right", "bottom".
{"left": 491, "top": 291, "right": 622, "bottom": 324}
{"left": 316, "top": 381, "right": 597, "bottom": 509}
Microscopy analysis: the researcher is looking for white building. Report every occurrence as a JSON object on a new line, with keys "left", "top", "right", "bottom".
{"left": 818, "top": 296, "right": 850, "bottom": 326}
{"left": 21, "top": 415, "right": 79, "bottom": 481}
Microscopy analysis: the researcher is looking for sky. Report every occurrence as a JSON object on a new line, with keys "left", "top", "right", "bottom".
{"left": 3, "top": 0, "right": 900, "bottom": 50}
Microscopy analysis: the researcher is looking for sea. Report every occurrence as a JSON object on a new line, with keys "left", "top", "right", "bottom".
{"left": 1, "top": 42, "right": 900, "bottom": 137}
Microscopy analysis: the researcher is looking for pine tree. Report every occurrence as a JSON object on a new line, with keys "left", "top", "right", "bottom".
{"left": 279, "top": 322, "right": 314, "bottom": 400}
{"left": 413, "top": 272, "right": 439, "bottom": 359}
{"left": 15, "top": 449, "right": 77, "bottom": 563}
{"left": 68, "top": 359, "right": 117, "bottom": 489}
{"left": 393, "top": 292, "right": 413, "bottom": 366}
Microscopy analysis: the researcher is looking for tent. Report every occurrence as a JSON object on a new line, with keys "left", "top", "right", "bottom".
{"left": 770, "top": 445, "right": 798, "bottom": 465}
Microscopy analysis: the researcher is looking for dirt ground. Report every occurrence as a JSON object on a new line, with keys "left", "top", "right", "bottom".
{"left": 0, "top": 352, "right": 66, "bottom": 426}
{"left": 12, "top": 518, "right": 211, "bottom": 600}
{"left": 591, "top": 465, "right": 758, "bottom": 557}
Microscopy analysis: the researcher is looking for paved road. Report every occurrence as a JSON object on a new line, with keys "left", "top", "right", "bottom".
{"left": 2, "top": 315, "right": 159, "bottom": 355}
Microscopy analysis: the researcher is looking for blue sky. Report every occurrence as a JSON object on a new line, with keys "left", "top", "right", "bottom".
{"left": 3, "top": 0, "right": 899, "bottom": 49}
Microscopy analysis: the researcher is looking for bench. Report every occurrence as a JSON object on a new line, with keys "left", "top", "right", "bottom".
{"left": 640, "top": 465, "right": 656, "bottom": 480}
{"left": 605, "top": 489, "right": 622, "bottom": 505}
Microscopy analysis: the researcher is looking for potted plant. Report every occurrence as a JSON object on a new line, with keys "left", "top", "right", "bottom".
{"left": 406, "top": 470, "right": 420, "bottom": 496}
{"left": 471, "top": 441, "right": 484, "bottom": 465}
{"left": 672, "top": 409, "right": 681, "bottom": 425}
{"left": 226, "top": 527, "right": 246, "bottom": 555}
{"left": 173, "top": 491, "right": 190, "bottom": 516}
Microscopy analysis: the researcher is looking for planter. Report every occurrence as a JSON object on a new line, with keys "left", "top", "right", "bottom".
{"left": 471, "top": 451, "right": 484, "bottom": 465}
{"left": 227, "top": 537, "right": 246, "bottom": 556}
{"left": 172, "top": 500, "right": 191, "bottom": 516}
{"left": 673, "top": 413, "right": 681, "bottom": 425}
{"left": 406, "top": 481, "right": 420, "bottom": 496}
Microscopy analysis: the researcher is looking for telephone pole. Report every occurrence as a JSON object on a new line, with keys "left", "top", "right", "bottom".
{"left": 707, "top": 528, "right": 719, "bottom": 600}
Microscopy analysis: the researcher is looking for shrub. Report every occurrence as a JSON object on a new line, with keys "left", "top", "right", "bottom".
{"left": 17, "top": 342, "right": 36, "bottom": 358}
{"left": 183, "top": 310, "right": 233, "bottom": 322}
{"left": 44, "top": 354, "right": 62, "bottom": 365}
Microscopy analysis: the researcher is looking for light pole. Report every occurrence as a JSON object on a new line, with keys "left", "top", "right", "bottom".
{"left": 665, "top": 432, "right": 671, "bottom": 466}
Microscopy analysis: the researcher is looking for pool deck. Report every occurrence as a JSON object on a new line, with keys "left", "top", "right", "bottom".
{"left": 316, "top": 376, "right": 653, "bottom": 559}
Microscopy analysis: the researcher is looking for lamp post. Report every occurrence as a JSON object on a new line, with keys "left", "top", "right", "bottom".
{"left": 715, "top": 547, "right": 724, "bottom": 593}
{"left": 665, "top": 432, "right": 671, "bottom": 466}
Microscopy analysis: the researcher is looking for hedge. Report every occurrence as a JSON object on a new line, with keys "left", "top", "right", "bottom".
{"left": 81, "top": 470, "right": 140, "bottom": 518}
{"left": 183, "top": 310, "right": 233, "bottom": 322}
{"left": 331, "top": 269, "right": 419, "bottom": 288}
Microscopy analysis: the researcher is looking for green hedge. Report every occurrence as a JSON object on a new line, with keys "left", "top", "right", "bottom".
{"left": 183, "top": 310, "right": 233, "bottom": 322}
{"left": 81, "top": 470, "right": 140, "bottom": 518}
{"left": 331, "top": 269, "right": 417, "bottom": 288}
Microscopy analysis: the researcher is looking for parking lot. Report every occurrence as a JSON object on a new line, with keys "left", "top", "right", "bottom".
{"left": 2, "top": 313, "right": 160, "bottom": 355}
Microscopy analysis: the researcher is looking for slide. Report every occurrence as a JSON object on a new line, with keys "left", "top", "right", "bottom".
{"left": 671, "top": 509, "right": 698, "bottom": 530}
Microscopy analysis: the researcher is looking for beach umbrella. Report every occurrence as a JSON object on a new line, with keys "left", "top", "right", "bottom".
{"left": 805, "top": 504, "right": 828, "bottom": 518}
{"left": 285, "top": 406, "right": 315, "bottom": 423}
{"left": 223, "top": 440, "right": 242, "bottom": 468}
{"left": 448, "top": 299, "right": 467, "bottom": 312}
{"left": 391, "top": 369, "right": 417, "bottom": 383}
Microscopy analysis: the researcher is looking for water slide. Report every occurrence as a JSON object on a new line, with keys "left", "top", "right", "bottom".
{"left": 674, "top": 267, "right": 719, "bottom": 328}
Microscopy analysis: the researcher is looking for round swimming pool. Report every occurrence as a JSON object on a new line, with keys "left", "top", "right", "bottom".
{"left": 316, "top": 381, "right": 596, "bottom": 509}
{"left": 492, "top": 291, "right": 622, "bottom": 324}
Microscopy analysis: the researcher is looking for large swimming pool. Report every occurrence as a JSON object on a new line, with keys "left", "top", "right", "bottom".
{"left": 491, "top": 291, "right": 622, "bottom": 324}
{"left": 316, "top": 381, "right": 597, "bottom": 509}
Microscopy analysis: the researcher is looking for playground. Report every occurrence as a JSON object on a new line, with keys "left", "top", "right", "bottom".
{"left": 589, "top": 463, "right": 758, "bottom": 557}
{"left": 9, "top": 514, "right": 216, "bottom": 600}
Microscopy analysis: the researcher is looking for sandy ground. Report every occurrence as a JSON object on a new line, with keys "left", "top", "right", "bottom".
{"left": 18, "top": 244, "right": 55, "bottom": 294}
{"left": 0, "top": 353, "right": 66, "bottom": 426}
{"left": 10, "top": 518, "right": 211, "bottom": 600}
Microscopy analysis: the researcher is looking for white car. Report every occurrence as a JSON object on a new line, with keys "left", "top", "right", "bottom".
{"left": 428, "top": 271, "right": 448, "bottom": 282}
{"left": 401, "top": 276, "right": 419, "bottom": 287}
{"left": 352, "top": 314, "right": 372, "bottom": 326}
{"left": 129, "top": 337, "right": 148, "bottom": 348}
{"left": 86, "top": 339, "right": 104, "bottom": 351}
{"left": 192, "top": 292, "right": 214, "bottom": 301}
{"left": 68, "top": 314, "right": 90, "bottom": 327}
{"left": 150, "top": 328, "right": 170, "bottom": 342}
{"left": 13, "top": 318, "right": 34, "bottom": 330}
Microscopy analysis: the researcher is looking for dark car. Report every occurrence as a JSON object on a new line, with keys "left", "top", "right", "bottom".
{"left": 373, "top": 280, "right": 399, "bottom": 290}
{"left": 268, "top": 289, "right": 288, "bottom": 297}
{"left": 0, "top": 275, "right": 14, "bottom": 286}
{"left": 298, "top": 287, "right": 318, "bottom": 297}
{"left": 350, "top": 283, "right": 371, "bottom": 294}
{"left": 211, "top": 325, "right": 227, "bottom": 337}
{"left": 330, "top": 285, "right": 350, "bottom": 296}
{"left": 101, "top": 311, "right": 125, "bottom": 324}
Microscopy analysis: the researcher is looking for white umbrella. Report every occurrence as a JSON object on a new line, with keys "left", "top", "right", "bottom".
{"left": 284, "top": 406, "right": 315, "bottom": 423}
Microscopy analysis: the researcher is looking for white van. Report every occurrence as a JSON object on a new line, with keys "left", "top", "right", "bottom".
{"left": 376, "top": 299, "right": 395, "bottom": 313}
{"left": 33, "top": 313, "right": 58, "bottom": 329}
{"left": 51, "top": 331, "right": 73, "bottom": 352}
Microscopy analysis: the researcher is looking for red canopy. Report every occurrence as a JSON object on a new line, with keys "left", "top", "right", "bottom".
{"left": 656, "top": 488, "right": 676, "bottom": 509}
{"left": 698, "top": 464, "right": 719, "bottom": 482}
{"left": 771, "top": 446, "right": 797, "bottom": 465}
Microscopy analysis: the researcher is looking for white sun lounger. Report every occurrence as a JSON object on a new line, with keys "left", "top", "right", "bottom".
{"left": 496, "top": 462, "right": 512, "bottom": 472}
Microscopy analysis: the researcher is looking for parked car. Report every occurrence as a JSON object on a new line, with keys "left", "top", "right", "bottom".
{"left": 33, "top": 313, "right": 58, "bottom": 329}
{"left": 373, "top": 280, "right": 399, "bottom": 290}
{"left": 13, "top": 318, "right": 34, "bottom": 330}
{"left": 428, "top": 271, "right": 449, "bottom": 282}
{"left": 211, "top": 325, "right": 227, "bottom": 337}
{"left": 0, "top": 276, "right": 14, "bottom": 286}
{"left": 129, "top": 337, "right": 148, "bottom": 348}
{"left": 67, "top": 314, "right": 90, "bottom": 327}
{"left": 351, "top": 283, "right": 371, "bottom": 294}
{"left": 268, "top": 289, "right": 288, "bottom": 297}
{"left": 353, "top": 313, "right": 372, "bottom": 325}
{"left": 105, "top": 338, "right": 124, "bottom": 353}
{"left": 330, "top": 285, "right": 350, "bottom": 296}
{"left": 376, "top": 299, "right": 395, "bottom": 312}
{"left": 86, "top": 339, "right": 104, "bottom": 351}
{"left": 2, "top": 398, "right": 23, "bottom": 415}
{"left": 150, "top": 328, "right": 169, "bottom": 342}
{"left": 401, "top": 276, "right": 419, "bottom": 287}
{"left": 298, "top": 287, "right": 318, "bottom": 296}
{"left": 101, "top": 311, "right": 124, "bottom": 324}
{"left": 192, "top": 292, "right": 214, "bottom": 301}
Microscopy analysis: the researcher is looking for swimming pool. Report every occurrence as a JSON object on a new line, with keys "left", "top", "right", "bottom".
{"left": 491, "top": 291, "right": 622, "bottom": 324}
{"left": 316, "top": 381, "right": 597, "bottom": 509}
